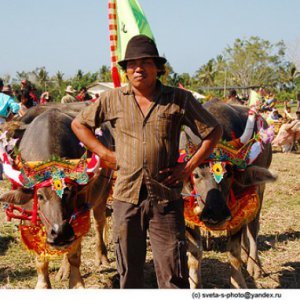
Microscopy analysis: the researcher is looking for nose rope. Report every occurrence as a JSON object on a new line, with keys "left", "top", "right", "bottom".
{"left": 181, "top": 173, "right": 206, "bottom": 206}
{"left": 38, "top": 209, "right": 52, "bottom": 228}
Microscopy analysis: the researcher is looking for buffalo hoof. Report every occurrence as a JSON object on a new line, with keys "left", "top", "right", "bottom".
{"left": 96, "top": 255, "right": 110, "bottom": 267}
{"left": 247, "top": 262, "right": 262, "bottom": 279}
{"left": 70, "top": 281, "right": 85, "bottom": 289}
{"left": 35, "top": 281, "right": 51, "bottom": 289}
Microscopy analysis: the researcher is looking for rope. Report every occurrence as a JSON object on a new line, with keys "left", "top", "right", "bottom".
{"left": 240, "top": 244, "right": 280, "bottom": 284}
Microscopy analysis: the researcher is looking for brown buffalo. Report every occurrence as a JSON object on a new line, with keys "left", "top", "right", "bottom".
{"left": 182, "top": 99, "right": 277, "bottom": 288}
{"left": 272, "top": 120, "right": 300, "bottom": 152}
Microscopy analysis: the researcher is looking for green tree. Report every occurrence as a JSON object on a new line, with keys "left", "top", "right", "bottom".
{"left": 278, "top": 62, "right": 300, "bottom": 91}
{"left": 99, "top": 65, "right": 112, "bottom": 82}
{"left": 55, "top": 71, "right": 65, "bottom": 88}
{"left": 195, "top": 59, "right": 218, "bottom": 87}
{"left": 223, "top": 36, "right": 286, "bottom": 88}
{"left": 15, "top": 71, "right": 29, "bottom": 83}
{"left": 33, "top": 67, "right": 49, "bottom": 90}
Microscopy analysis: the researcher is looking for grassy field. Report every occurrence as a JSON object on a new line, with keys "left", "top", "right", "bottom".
{"left": 0, "top": 151, "right": 299, "bottom": 289}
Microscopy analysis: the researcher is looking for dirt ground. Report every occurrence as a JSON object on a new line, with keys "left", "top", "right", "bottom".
{"left": 0, "top": 151, "right": 299, "bottom": 289}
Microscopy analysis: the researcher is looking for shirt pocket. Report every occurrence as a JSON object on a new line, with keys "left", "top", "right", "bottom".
{"left": 156, "top": 113, "right": 183, "bottom": 138}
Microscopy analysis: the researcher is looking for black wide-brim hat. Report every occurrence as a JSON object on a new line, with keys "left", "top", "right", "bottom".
{"left": 118, "top": 34, "right": 167, "bottom": 68}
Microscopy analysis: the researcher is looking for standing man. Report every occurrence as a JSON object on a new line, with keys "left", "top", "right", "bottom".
{"left": 72, "top": 35, "right": 222, "bottom": 288}
{"left": 61, "top": 85, "right": 77, "bottom": 103}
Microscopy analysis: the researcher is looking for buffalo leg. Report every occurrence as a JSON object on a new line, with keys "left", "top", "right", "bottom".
{"left": 55, "top": 253, "right": 70, "bottom": 282}
{"left": 35, "top": 256, "right": 51, "bottom": 289}
{"left": 243, "top": 185, "right": 264, "bottom": 278}
{"left": 245, "top": 220, "right": 261, "bottom": 278}
{"left": 68, "top": 239, "right": 84, "bottom": 288}
{"left": 227, "top": 230, "right": 247, "bottom": 288}
{"left": 92, "top": 198, "right": 110, "bottom": 267}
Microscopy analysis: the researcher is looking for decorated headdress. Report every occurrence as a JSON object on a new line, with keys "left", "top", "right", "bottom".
{"left": 179, "top": 107, "right": 275, "bottom": 183}
{"left": 0, "top": 131, "right": 101, "bottom": 225}
{"left": 1, "top": 148, "right": 100, "bottom": 197}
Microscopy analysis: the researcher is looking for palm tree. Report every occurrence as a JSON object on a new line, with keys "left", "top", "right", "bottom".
{"left": 55, "top": 71, "right": 65, "bottom": 89}
{"left": 279, "top": 62, "right": 300, "bottom": 91}
{"left": 195, "top": 59, "right": 217, "bottom": 87}
{"left": 33, "top": 67, "right": 49, "bottom": 90}
{"left": 99, "top": 66, "right": 112, "bottom": 82}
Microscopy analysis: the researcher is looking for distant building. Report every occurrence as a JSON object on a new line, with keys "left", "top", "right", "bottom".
{"left": 88, "top": 82, "right": 206, "bottom": 102}
{"left": 87, "top": 82, "right": 126, "bottom": 97}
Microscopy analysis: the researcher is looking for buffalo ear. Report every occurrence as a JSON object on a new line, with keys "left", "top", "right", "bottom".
{"left": 234, "top": 166, "right": 277, "bottom": 187}
{"left": 0, "top": 189, "right": 34, "bottom": 205}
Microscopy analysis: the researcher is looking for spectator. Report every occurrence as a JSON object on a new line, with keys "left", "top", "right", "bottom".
{"left": 20, "top": 80, "right": 38, "bottom": 105}
{"left": 91, "top": 93, "right": 100, "bottom": 102}
{"left": 17, "top": 89, "right": 35, "bottom": 117}
{"left": 297, "top": 92, "right": 300, "bottom": 111}
{"left": 227, "top": 89, "right": 243, "bottom": 105}
{"left": 283, "top": 100, "right": 294, "bottom": 122}
{"left": 261, "top": 93, "right": 277, "bottom": 111}
{"left": 267, "top": 108, "right": 282, "bottom": 124}
{"left": 2, "top": 85, "right": 13, "bottom": 96}
{"left": 61, "top": 85, "right": 77, "bottom": 103}
{"left": 40, "top": 91, "right": 51, "bottom": 104}
{"left": 0, "top": 80, "right": 20, "bottom": 123}
{"left": 76, "top": 87, "right": 88, "bottom": 102}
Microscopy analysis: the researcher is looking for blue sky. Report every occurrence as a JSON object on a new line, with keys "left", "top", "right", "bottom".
{"left": 1, "top": 0, "right": 300, "bottom": 79}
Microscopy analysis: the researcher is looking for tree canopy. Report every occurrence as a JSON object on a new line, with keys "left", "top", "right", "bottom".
{"left": 2, "top": 36, "right": 300, "bottom": 102}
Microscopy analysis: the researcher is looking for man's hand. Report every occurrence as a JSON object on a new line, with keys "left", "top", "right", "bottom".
{"left": 100, "top": 149, "right": 117, "bottom": 170}
{"left": 160, "top": 162, "right": 192, "bottom": 187}
{"left": 160, "top": 125, "right": 223, "bottom": 187}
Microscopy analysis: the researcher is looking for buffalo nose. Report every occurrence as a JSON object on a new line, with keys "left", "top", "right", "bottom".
{"left": 48, "top": 221, "right": 75, "bottom": 245}
{"left": 200, "top": 189, "right": 231, "bottom": 227}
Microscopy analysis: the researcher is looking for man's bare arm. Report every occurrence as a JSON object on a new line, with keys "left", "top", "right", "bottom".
{"left": 71, "top": 119, "right": 117, "bottom": 170}
{"left": 161, "top": 124, "right": 223, "bottom": 186}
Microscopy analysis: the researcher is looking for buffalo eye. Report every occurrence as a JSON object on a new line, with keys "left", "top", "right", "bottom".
{"left": 37, "top": 193, "right": 45, "bottom": 201}
{"left": 64, "top": 186, "right": 71, "bottom": 192}
{"left": 193, "top": 173, "right": 200, "bottom": 179}
{"left": 225, "top": 165, "right": 233, "bottom": 177}
{"left": 62, "top": 187, "right": 73, "bottom": 201}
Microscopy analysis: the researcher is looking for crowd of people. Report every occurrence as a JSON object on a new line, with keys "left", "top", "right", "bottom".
{"left": 0, "top": 78, "right": 98, "bottom": 122}
{"left": 225, "top": 87, "right": 300, "bottom": 125}
{"left": 0, "top": 79, "right": 94, "bottom": 179}
{"left": 224, "top": 88, "right": 300, "bottom": 152}
{"left": 0, "top": 79, "right": 42, "bottom": 122}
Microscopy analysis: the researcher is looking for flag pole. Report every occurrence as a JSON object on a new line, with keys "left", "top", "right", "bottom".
{"left": 108, "top": 0, "right": 121, "bottom": 87}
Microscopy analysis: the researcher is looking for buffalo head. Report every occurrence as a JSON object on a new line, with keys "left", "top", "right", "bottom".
{"left": 0, "top": 182, "right": 85, "bottom": 247}
{"left": 184, "top": 164, "right": 277, "bottom": 229}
